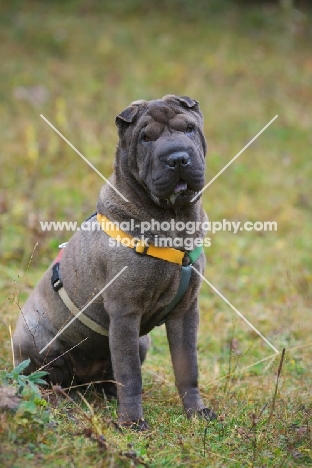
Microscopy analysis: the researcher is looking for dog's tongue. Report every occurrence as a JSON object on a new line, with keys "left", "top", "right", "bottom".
{"left": 174, "top": 181, "right": 188, "bottom": 194}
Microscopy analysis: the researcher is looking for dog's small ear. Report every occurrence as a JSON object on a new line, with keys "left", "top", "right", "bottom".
{"left": 177, "top": 96, "right": 199, "bottom": 109}
{"left": 116, "top": 100, "right": 147, "bottom": 127}
{"left": 115, "top": 105, "right": 140, "bottom": 126}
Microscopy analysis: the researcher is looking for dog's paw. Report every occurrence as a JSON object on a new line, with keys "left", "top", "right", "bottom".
{"left": 197, "top": 407, "right": 218, "bottom": 421}
{"left": 120, "top": 418, "right": 151, "bottom": 431}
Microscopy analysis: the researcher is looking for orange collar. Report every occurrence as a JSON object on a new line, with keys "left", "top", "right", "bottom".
{"left": 97, "top": 213, "right": 185, "bottom": 265}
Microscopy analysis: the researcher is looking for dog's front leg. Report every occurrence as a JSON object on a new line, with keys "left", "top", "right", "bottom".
{"left": 166, "top": 300, "right": 217, "bottom": 421}
{"left": 109, "top": 316, "right": 150, "bottom": 430}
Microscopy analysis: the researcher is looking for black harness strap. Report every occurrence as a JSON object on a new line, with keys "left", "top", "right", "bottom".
{"left": 157, "top": 264, "right": 192, "bottom": 326}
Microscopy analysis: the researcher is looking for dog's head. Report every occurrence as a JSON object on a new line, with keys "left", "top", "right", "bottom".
{"left": 115, "top": 95, "right": 207, "bottom": 207}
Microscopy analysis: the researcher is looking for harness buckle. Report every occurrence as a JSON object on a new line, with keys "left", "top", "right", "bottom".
{"left": 133, "top": 239, "right": 149, "bottom": 255}
{"left": 51, "top": 262, "right": 63, "bottom": 291}
{"left": 182, "top": 252, "right": 191, "bottom": 266}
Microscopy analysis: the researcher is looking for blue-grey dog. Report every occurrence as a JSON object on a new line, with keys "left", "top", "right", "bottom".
{"left": 13, "top": 95, "right": 216, "bottom": 430}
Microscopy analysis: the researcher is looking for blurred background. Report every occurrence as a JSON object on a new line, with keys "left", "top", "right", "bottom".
{"left": 0, "top": 0, "right": 311, "bottom": 367}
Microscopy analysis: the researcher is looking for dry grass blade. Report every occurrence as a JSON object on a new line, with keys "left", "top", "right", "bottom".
{"left": 8, "top": 325, "right": 14, "bottom": 368}
{"left": 266, "top": 348, "right": 286, "bottom": 428}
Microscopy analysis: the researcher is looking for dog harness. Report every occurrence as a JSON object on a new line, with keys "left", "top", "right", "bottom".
{"left": 51, "top": 213, "right": 203, "bottom": 335}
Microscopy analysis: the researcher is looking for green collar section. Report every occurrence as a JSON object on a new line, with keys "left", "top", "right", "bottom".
{"left": 186, "top": 245, "right": 203, "bottom": 264}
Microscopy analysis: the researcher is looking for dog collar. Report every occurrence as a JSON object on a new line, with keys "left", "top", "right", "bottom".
{"left": 96, "top": 213, "right": 202, "bottom": 266}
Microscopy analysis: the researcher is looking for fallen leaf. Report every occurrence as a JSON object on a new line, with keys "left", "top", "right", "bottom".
{"left": 0, "top": 386, "right": 21, "bottom": 410}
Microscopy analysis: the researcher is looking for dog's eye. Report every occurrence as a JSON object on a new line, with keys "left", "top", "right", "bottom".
{"left": 142, "top": 135, "right": 152, "bottom": 142}
{"left": 185, "top": 125, "right": 194, "bottom": 134}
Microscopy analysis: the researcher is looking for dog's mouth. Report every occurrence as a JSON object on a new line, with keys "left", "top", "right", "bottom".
{"left": 150, "top": 178, "right": 202, "bottom": 207}
{"left": 166, "top": 180, "right": 187, "bottom": 204}
{"left": 165, "top": 179, "right": 198, "bottom": 205}
{"left": 174, "top": 180, "right": 188, "bottom": 194}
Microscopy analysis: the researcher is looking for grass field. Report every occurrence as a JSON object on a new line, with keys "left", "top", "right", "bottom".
{"left": 0, "top": 1, "right": 312, "bottom": 466}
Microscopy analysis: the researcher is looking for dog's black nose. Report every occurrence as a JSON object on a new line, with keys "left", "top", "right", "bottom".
{"left": 167, "top": 152, "right": 190, "bottom": 168}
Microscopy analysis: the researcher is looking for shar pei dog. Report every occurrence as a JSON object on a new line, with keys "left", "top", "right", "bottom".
{"left": 13, "top": 95, "right": 216, "bottom": 430}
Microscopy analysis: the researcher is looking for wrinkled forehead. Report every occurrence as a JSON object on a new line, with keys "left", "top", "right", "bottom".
{"left": 146, "top": 100, "right": 177, "bottom": 123}
{"left": 142, "top": 100, "right": 193, "bottom": 134}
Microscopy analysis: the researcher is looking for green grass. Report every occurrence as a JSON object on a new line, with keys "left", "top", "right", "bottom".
{"left": 1, "top": 0, "right": 312, "bottom": 466}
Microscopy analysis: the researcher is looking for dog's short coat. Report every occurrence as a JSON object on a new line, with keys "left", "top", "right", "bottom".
{"left": 13, "top": 95, "right": 216, "bottom": 429}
